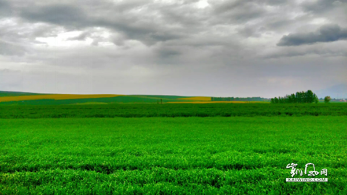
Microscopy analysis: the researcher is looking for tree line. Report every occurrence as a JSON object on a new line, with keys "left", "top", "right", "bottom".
{"left": 271, "top": 90, "right": 319, "bottom": 104}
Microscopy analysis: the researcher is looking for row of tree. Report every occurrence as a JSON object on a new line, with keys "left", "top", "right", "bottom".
{"left": 271, "top": 90, "right": 319, "bottom": 104}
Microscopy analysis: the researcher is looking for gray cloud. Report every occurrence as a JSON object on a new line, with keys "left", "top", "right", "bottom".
{"left": 277, "top": 24, "right": 347, "bottom": 46}
{"left": 211, "top": 1, "right": 266, "bottom": 23}
{"left": 21, "top": 4, "right": 87, "bottom": 28}
{"left": 0, "top": 0, "right": 11, "bottom": 17}
{"left": 264, "top": 47, "right": 347, "bottom": 59}
{"left": 68, "top": 31, "right": 91, "bottom": 41}
{"left": 303, "top": 0, "right": 346, "bottom": 14}
{"left": 17, "top": 2, "right": 186, "bottom": 46}
{"left": 0, "top": 40, "right": 26, "bottom": 56}
{"left": 0, "top": 0, "right": 346, "bottom": 97}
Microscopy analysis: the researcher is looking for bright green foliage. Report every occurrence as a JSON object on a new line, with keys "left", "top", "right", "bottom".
{"left": 1, "top": 117, "right": 346, "bottom": 194}
{"left": 0, "top": 103, "right": 347, "bottom": 118}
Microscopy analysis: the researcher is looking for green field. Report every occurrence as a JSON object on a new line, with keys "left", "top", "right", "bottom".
{"left": 0, "top": 103, "right": 346, "bottom": 118}
{"left": 1, "top": 103, "right": 347, "bottom": 194}
{"left": 0, "top": 91, "right": 44, "bottom": 97}
{"left": 1, "top": 117, "right": 347, "bottom": 194}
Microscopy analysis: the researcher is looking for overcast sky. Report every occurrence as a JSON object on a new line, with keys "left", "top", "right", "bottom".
{"left": 0, "top": 0, "right": 346, "bottom": 98}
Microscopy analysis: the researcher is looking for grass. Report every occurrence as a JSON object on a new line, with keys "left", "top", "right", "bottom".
{"left": 0, "top": 103, "right": 346, "bottom": 118}
{"left": 1, "top": 117, "right": 346, "bottom": 194}
{"left": 1, "top": 101, "right": 346, "bottom": 194}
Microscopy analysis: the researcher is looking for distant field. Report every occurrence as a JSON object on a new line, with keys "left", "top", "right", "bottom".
{"left": 0, "top": 103, "right": 346, "bottom": 118}
{"left": 1, "top": 117, "right": 346, "bottom": 194}
{"left": 0, "top": 91, "right": 271, "bottom": 105}
{"left": 0, "top": 91, "right": 43, "bottom": 97}
{"left": 0, "top": 94, "right": 123, "bottom": 102}
{"left": 0, "top": 92, "right": 206, "bottom": 105}
{"left": 178, "top": 97, "right": 211, "bottom": 101}
{"left": 167, "top": 101, "right": 268, "bottom": 104}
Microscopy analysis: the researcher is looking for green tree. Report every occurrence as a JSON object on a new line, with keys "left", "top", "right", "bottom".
{"left": 306, "top": 90, "right": 314, "bottom": 103}
{"left": 291, "top": 94, "right": 296, "bottom": 103}
{"left": 274, "top": 97, "right": 279, "bottom": 103}
{"left": 271, "top": 90, "right": 318, "bottom": 104}
{"left": 313, "top": 94, "right": 319, "bottom": 104}
{"left": 324, "top": 96, "right": 331, "bottom": 103}
{"left": 296, "top": 92, "right": 301, "bottom": 103}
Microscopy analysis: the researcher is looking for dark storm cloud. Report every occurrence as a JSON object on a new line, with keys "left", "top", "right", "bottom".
{"left": 277, "top": 24, "right": 347, "bottom": 46}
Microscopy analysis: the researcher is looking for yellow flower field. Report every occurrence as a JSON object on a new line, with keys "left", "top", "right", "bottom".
{"left": 0, "top": 94, "right": 123, "bottom": 102}
{"left": 178, "top": 97, "right": 211, "bottom": 101}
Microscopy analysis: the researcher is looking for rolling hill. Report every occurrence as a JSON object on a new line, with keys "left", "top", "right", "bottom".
{"left": 0, "top": 91, "right": 211, "bottom": 105}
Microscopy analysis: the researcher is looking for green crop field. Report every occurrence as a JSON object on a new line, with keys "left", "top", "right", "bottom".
{"left": 0, "top": 91, "right": 43, "bottom": 97}
{"left": 0, "top": 103, "right": 346, "bottom": 118}
{"left": 1, "top": 104, "right": 347, "bottom": 194}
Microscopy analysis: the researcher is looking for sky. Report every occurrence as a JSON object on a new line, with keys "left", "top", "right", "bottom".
{"left": 0, "top": 0, "right": 346, "bottom": 98}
